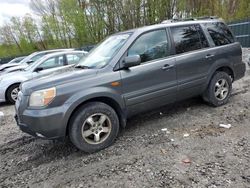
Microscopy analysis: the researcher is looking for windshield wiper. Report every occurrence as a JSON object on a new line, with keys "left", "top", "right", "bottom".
{"left": 74, "top": 65, "right": 90, "bottom": 69}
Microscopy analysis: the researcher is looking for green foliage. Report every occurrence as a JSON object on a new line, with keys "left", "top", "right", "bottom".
{"left": 0, "top": 0, "right": 249, "bottom": 58}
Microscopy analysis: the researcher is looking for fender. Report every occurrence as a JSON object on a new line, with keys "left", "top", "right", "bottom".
{"left": 0, "top": 74, "right": 28, "bottom": 95}
{"left": 62, "top": 86, "right": 126, "bottom": 131}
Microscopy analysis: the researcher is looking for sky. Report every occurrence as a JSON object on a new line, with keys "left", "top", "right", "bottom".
{"left": 0, "top": 0, "right": 32, "bottom": 26}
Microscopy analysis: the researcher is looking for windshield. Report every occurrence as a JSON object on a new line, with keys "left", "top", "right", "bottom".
{"left": 28, "top": 53, "right": 45, "bottom": 64}
{"left": 77, "top": 34, "right": 131, "bottom": 69}
{"left": 23, "top": 56, "right": 47, "bottom": 71}
{"left": 18, "top": 52, "right": 45, "bottom": 65}
{"left": 8, "top": 57, "right": 24, "bottom": 64}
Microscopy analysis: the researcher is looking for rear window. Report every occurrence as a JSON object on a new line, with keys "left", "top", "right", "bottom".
{"left": 205, "top": 22, "right": 235, "bottom": 46}
{"left": 170, "top": 24, "right": 209, "bottom": 54}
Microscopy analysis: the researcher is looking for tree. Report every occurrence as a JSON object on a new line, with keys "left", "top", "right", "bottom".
{"left": 0, "top": 0, "right": 249, "bottom": 58}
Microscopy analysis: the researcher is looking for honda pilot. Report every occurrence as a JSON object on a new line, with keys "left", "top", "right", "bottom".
{"left": 15, "top": 17, "right": 246, "bottom": 153}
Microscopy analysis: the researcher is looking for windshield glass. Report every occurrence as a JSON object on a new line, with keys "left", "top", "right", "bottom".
{"left": 77, "top": 34, "right": 131, "bottom": 68}
{"left": 18, "top": 53, "right": 37, "bottom": 65}
{"left": 28, "top": 54, "right": 45, "bottom": 64}
{"left": 8, "top": 57, "right": 23, "bottom": 64}
{"left": 18, "top": 52, "right": 45, "bottom": 65}
{"left": 23, "top": 56, "right": 47, "bottom": 71}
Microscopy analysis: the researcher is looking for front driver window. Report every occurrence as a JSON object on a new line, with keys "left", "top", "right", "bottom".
{"left": 38, "top": 55, "right": 64, "bottom": 70}
{"left": 128, "top": 29, "right": 169, "bottom": 64}
{"left": 66, "top": 54, "right": 83, "bottom": 64}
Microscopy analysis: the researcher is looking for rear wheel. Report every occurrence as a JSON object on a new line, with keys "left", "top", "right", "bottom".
{"left": 6, "top": 84, "right": 20, "bottom": 104}
{"left": 203, "top": 71, "right": 232, "bottom": 107}
{"left": 69, "top": 102, "right": 119, "bottom": 153}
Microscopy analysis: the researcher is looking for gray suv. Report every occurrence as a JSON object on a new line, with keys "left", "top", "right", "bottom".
{"left": 15, "top": 18, "right": 246, "bottom": 153}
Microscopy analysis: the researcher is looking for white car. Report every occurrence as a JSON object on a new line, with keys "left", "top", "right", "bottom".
{"left": 0, "top": 50, "right": 86, "bottom": 103}
{"left": 0, "top": 49, "right": 74, "bottom": 75}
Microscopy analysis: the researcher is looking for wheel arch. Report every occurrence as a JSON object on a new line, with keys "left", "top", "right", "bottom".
{"left": 5, "top": 82, "right": 21, "bottom": 101}
{"left": 215, "top": 66, "right": 234, "bottom": 81}
{"left": 207, "top": 65, "right": 234, "bottom": 87}
{"left": 65, "top": 96, "right": 127, "bottom": 136}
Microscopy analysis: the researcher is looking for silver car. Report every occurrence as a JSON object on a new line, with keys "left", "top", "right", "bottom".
{"left": 248, "top": 54, "right": 250, "bottom": 66}
{"left": 0, "top": 56, "right": 26, "bottom": 71}
{"left": 0, "top": 49, "right": 74, "bottom": 75}
{"left": 0, "top": 50, "right": 86, "bottom": 103}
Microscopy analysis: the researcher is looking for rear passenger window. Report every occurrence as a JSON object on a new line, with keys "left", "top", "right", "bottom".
{"left": 205, "top": 22, "right": 235, "bottom": 46}
{"left": 171, "top": 25, "right": 209, "bottom": 54}
{"left": 128, "top": 29, "right": 169, "bottom": 63}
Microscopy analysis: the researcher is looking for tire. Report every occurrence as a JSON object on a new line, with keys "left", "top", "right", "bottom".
{"left": 203, "top": 71, "right": 232, "bottom": 107}
{"left": 69, "top": 102, "right": 120, "bottom": 153}
{"left": 6, "top": 84, "right": 20, "bottom": 104}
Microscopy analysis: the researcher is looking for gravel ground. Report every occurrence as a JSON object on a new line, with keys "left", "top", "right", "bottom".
{"left": 0, "top": 49, "right": 250, "bottom": 188}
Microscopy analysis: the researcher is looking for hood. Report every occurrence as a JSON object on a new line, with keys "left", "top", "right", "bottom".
{"left": 0, "top": 70, "right": 29, "bottom": 84}
{"left": 21, "top": 67, "right": 98, "bottom": 95}
{"left": 0, "top": 63, "right": 19, "bottom": 71}
{"left": 0, "top": 71, "right": 19, "bottom": 80}
{"left": 2, "top": 64, "right": 28, "bottom": 74}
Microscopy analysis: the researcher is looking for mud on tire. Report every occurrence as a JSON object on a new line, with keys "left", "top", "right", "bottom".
{"left": 203, "top": 71, "right": 232, "bottom": 107}
{"left": 69, "top": 102, "right": 120, "bottom": 153}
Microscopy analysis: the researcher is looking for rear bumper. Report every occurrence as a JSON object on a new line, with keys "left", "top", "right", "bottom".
{"left": 234, "top": 62, "right": 246, "bottom": 81}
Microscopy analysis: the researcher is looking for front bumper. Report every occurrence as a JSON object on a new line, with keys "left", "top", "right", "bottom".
{"left": 15, "top": 115, "right": 37, "bottom": 137}
{"left": 0, "top": 86, "right": 6, "bottom": 103}
{"left": 15, "top": 100, "right": 68, "bottom": 139}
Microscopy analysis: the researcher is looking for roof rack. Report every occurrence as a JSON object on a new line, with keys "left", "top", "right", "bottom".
{"left": 161, "top": 16, "right": 219, "bottom": 24}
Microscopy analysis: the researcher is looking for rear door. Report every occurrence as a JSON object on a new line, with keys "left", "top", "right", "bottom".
{"left": 203, "top": 22, "right": 241, "bottom": 71}
{"left": 120, "top": 29, "right": 177, "bottom": 116}
{"left": 170, "top": 24, "right": 212, "bottom": 100}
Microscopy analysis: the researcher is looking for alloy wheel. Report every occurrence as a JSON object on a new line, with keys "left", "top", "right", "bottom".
{"left": 81, "top": 113, "right": 112, "bottom": 144}
{"left": 11, "top": 87, "right": 19, "bottom": 102}
{"left": 214, "top": 78, "right": 229, "bottom": 101}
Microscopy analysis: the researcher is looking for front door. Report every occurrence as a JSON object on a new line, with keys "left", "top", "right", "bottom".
{"left": 120, "top": 29, "right": 177, "bottom": 116}
{"left": 32, "top": 55, "right": 66, "bottom": 78}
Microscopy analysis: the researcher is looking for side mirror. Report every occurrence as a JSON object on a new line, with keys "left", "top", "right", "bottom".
{"left": 123, "top": 55, "right": 141, "bottom": 68}
{"left": 34, "top": 67, "right": 43, "bottom": 72}
{"left": 27, "top": 60, "right": 34, "bottom": 64}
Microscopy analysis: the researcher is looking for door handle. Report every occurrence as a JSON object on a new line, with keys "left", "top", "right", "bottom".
{"left": 162, "top": 64, "right": 174, "bottom": 71}
{"left": 205, "top": 54, "right": 215, "bottom": 59}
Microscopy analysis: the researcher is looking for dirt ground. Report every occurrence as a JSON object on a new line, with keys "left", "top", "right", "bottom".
{"left": 0, "top": 49, "right": 250, "bottom": 188}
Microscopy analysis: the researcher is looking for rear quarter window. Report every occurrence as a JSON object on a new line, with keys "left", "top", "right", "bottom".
{"left": 204, "top": 22, "right": 235, "bottom": 46}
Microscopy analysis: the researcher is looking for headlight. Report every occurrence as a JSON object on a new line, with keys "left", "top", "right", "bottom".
{"left": 29, "top": 87, "right": 56, "bottom": 107}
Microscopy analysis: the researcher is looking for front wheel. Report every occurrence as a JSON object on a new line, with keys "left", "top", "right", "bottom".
{"left": 203, "top": 71, "right": 232, "bottom": 107}
{"left": 6, "top": 84, "right": 20, "bottom": 104}
{"left": 69, "top": 102, "right": 120, "bottom": 153}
